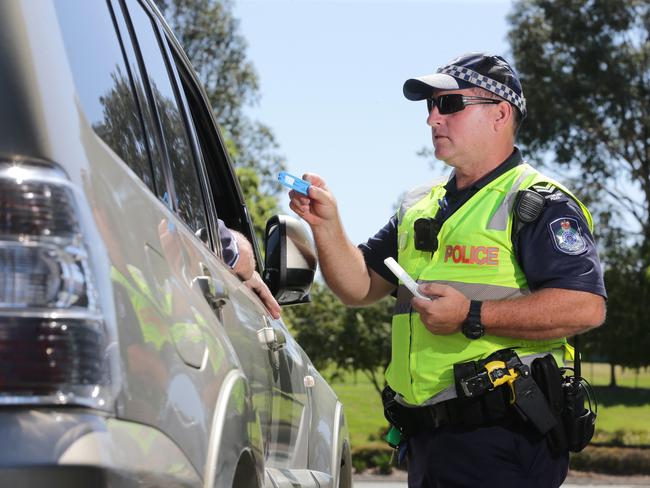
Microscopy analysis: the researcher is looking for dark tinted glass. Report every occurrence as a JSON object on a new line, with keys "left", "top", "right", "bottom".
{"left": 426, "top": 94, "right": 465, "bottom": 115}
{"left": 125, "top": 0, "right": 208, "bottom": 233}
{"left": 110, "top": 0, "right": 167, "bottom": 199}
{"left": 55, "top": 0, "right": 155, "bottom": 191}
{"left": 426, "top": 94, "right": 500, "bottom": 115}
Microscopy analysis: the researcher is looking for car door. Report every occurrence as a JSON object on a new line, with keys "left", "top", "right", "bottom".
{"left": 119, "top": 0, "right": 286, "bottom": 467}
{"left": 55, "top": 0, "right": 247, "bottom": 476}
{"left": 105, "top": 0, "right": 274, "bottom": 478}
{"left": 157, "top": 20, "right": 311, "bottom": 471}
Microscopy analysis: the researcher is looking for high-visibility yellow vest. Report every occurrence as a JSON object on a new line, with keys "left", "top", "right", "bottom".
{"left": 387, "top": 163, "right": 592, "bottom": 405}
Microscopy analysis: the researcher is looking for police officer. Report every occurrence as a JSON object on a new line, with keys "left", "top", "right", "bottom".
{"left": 288, "top": 52, "right": 606, "bottom": 487}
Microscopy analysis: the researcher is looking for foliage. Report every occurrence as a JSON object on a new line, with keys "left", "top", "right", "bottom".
{"left": 235, "top": 167, "right": 280, "bottom": 240}
{"left": 371, "top": 451, "right": 394, "bottom": 475}
{"left": 351, "top": 457, "right": 367, "bottom": 474}
{"left": 338, "top": 298, "right": 393, "bottom": 395}
{"left": 583, "top": 267, "right": 650, "bottom": 382}
{"left": 154, "top": 0, "right": 285, "bottom": 195}
{"left": 570, "top": 446, "right": 650, "bottom": 475}
{"left": 594, "top": 429, "right": 650, "bottom": 447}
{"left": 507, "top": 0, "right": 650, "bottom": 373}
{"left": 154, "top": 0, "right": 256, "bottom": 130}
{"left": 354, "top": 444, "right": 650, "bottom": 476}
{"left": 508, "top": 1, "right": 650, "bottom": 252}
{"left": 94, "top": 68, "right": 212, "bottom": 231}
{"left": 350, "top": 444, "right": 400, "bottom": 474}
{"left": 93, "top": 68, "right": 152, "bottom": 188}
{"left": 350, "top": 443, "right": 650, "bottom": 476}
{"left": 283, "top": 282, "right": 346, "bottom": 370}
{"left": 285, "top": 283, "right": 393, "bottom": 396}
{"left": 583, "top": 215, "right": 649, "bottom": 378}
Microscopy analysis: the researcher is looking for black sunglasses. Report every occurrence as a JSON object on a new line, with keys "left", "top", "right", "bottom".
{"left": 426, "top": 94, "right": 501, "bottom": 115}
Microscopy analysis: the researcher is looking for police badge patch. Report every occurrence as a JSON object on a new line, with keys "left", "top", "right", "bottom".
{"left": 548, "top": 217, "right": 587, "bottom": 255}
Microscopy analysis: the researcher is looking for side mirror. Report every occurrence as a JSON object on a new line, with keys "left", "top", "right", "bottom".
{"left": 263, "top": 215, "right": 317, "bottom": 305}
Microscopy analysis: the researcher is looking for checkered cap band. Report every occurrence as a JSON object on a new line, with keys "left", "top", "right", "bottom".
{"left": 438, "top": 65, "right": 527, "bottom": 115}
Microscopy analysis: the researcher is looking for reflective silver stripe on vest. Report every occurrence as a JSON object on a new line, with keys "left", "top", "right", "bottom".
{"left": 394, "top": 280, "right": 529, "bottom": 315}
{"left": 487, "top": 164, "right": 535, "bottom": 231}
{"left": 397, "top": 177, "right": 447, "bottom": 221}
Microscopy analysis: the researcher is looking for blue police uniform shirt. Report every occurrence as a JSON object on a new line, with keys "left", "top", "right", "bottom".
{"left": 359, "top": 148, "right": 607, "bottom": 298}
{"left": 217, "top": 218, "right": 240, "bottom": 268}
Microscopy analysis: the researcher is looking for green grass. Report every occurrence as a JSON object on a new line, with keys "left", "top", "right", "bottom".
{"left": 581, "top": 362, "right": 650, "bottom": 389}
{"left": 331, "top": 371, "right": 387, "bottom": 447}
{"left": 580, "top": 363, "right": 650, "bottom": 442}
{"left": 329, "top": 363, "right": 650, "bottom": 448}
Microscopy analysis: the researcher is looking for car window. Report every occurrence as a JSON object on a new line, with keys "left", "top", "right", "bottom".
{"left": 109, "top": 0, "right": 168, "bottom": 201}
{"left": 167, "top": 43, "right": 256, "bottom": 246}
{"left": 124, "top": 0, "right": 209, "bottom": 235}
{"left": 55, "top": 0, "right": 158, "bottom": 193}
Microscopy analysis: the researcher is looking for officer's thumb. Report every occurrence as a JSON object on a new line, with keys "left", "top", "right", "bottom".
{"left": 418, "top": 282, "right": 448, "bottom": 298}
{"left": 303, "top": 173, "right": 327, "bottom": 189}
{"left": 307, "top": 184, "right": 333, "bottom": 204}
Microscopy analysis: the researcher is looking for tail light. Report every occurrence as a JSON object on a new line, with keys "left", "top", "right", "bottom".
{"left": 0, "top": 162, "right": 110, "bottom": 409}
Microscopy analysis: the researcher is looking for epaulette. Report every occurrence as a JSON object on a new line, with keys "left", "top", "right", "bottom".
{"left": 529, "top": 182, "right": 570, "bottom": 205}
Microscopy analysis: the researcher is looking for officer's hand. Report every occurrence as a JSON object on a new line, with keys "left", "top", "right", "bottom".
{"left": 244, "top": 271, "right": 282, "bottom": 319}
{"left": 411, "top": 283, "right": 469, "bottom": 335}
{"left": 288, "top": 173, "right": 339, "bottom": 228}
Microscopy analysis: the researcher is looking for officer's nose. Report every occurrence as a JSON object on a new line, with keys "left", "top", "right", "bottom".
{"left": 427, "top": 104, "right": 443, "bottom": 126}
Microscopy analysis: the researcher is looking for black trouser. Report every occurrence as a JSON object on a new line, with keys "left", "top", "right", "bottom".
{"left": 406, "top": 417, "right": 569, "bottom": 488}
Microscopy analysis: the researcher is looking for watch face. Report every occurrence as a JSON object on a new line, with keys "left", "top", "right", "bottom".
{"left": 462, "top": 320, "right": 485, "bottom": 340}
{"left": 463, "top": 300, "right": 484, "bottom": 339}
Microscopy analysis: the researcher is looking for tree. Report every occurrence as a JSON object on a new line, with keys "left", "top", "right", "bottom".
{"left": 236, "top": 167, "right": 280, "bottom": 239}
{"left": 581, "top": 239, "right": 647, "bottom": 386}
{"left": 154, "top": 0, "right": 285, "bottom": 195}
{"left": 94, "top": 68, "right": 152, "bottom": 188}
{"left": 283, "top": 282, "right": 347, "bottom": 371}
{"left": 508, "top": 0, "right": 650, "bottom": 262}
{"left": 338, "top": 298, "right": 393, "bottom": 395}
{"left": 508, "top": 0, "right": 650, "bottom": 377}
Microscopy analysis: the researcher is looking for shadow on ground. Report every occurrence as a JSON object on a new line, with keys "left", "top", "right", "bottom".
{"left": 593, "top": 386, "right": 650, "bottom": 407}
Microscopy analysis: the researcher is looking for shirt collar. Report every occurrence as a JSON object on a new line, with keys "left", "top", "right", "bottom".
{"left": 445, "top": 147, "right": 523, "bottom": 194}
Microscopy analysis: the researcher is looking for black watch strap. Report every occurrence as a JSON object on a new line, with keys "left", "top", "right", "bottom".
{"left": 462, "top": 300, "right": 485, "bottom": 340}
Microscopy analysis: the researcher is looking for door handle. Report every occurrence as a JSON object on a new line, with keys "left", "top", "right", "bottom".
{"left": 193, "top": 275, "right": 228, "bottom": 308}
{"left": 257, "top": 325, "right": 286, "bottom": 351}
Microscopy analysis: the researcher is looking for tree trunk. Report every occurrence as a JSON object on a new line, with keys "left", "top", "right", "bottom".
{"left": 609, "top": 362, "right": 618, "bottom": 387}
{"left": 364, "top": 368, "right": 384, "bottom": 398}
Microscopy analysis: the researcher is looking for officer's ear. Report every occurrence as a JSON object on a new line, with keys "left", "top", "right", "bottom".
{"left": 493, "top": 101, "right": 513, "bottom": 134}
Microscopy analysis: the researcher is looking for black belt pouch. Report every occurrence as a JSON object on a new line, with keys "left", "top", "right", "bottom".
{"left": 531, "top": 355, "right": 568, "bottom": 453}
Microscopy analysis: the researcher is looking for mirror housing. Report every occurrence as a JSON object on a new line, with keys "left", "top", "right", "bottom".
{"left": 263, "top": 215, "right": 316, "bottom": 305}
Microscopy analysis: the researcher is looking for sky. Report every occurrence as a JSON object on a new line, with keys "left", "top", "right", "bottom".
{"left": 234, "top": 0, "right": 514, "bottom": 245}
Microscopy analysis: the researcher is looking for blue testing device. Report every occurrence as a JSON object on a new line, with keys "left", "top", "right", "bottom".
{"left": 278, "top": 171, "right": 311, "bottom": 196}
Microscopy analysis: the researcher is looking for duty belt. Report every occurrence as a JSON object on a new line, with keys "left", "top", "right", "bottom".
{"left": 454, "top": 348, "right": 557, "bottom": 436}
{"left": 383, "top": 349, "right": 558, "bottom": 437}
{"left": 382, "top": 385, "right": 511, "bottom": 437}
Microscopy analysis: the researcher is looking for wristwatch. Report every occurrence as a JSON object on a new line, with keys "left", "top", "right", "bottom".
{"left": 462, "top": 300, "right": 485, "bottom": 340}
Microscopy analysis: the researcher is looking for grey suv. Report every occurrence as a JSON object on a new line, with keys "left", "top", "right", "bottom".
{"left": 0, "top": 1, "right": 351, "bottom": 487}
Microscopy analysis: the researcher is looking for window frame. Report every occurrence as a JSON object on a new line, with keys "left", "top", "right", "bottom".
{"left": 106, "top": 0, "right": 166, "bottom": 198}
{"left": 117, "top": 0, "right": 214, "bottom": 248}
{"left": 155, "top": 7, "right": 263, "bottom": 266}
{"left": 110, "top": 0, "right": 177, "bottom": 207}
{"left": 56, "top": 0, "right": 161, "bottom": 194}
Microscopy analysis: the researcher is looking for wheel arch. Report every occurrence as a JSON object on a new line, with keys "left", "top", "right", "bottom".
{"left": 203, "top": 369, "right": 264, "bottom": 488}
